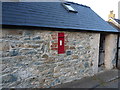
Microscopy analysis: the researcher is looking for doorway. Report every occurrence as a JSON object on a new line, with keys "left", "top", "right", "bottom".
{"left": 98, "top": 33, "right": 106, "bottom": 71}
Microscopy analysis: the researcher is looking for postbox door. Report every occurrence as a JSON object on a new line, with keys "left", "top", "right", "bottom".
{"left": 58, "top": 33, "right": 65, "bottom": 54}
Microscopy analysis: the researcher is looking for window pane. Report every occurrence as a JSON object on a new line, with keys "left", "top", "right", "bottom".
{"left": 65, "top": 5, "right": 75, "bottom": 11}
{"left": 62, "top": 3, "right": 77, "bottom": 13}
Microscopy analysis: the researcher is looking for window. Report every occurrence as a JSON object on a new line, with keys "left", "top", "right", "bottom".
{"left": 62, "top": 3, "right": 78, "bottom": 13}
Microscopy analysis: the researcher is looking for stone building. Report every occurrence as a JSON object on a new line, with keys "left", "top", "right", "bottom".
{"left": 108, "top": 11, "right": 120, "bottom": 69}
{"left": 1, "top": 1, "right": 119, "bottom": 88}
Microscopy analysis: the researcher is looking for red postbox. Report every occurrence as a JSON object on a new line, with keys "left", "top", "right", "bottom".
{"left": 58, "top": 33, "right": 65, "bottom": 54}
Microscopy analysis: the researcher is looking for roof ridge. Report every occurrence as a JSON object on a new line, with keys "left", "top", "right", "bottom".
{"left": 65, "top": 1, "right": 90, "bottom": 8}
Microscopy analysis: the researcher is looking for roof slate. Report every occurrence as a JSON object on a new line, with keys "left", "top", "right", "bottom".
{"left": 2, "top": 2, "right": 118, "bottom": 32}
{"left": 114, "top": 19, "right": 120, "bottom": 24}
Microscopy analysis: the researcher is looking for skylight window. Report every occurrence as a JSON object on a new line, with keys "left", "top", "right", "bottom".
{"left": 62, "top": 3, "right": 78, "bottom": 13}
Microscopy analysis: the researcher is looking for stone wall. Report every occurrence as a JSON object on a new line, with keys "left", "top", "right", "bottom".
{"left": 1, "top": 28, "right": 100, "bottom": 88}
{"left": 104, "top": 34, "right": 118, "bottom": 69}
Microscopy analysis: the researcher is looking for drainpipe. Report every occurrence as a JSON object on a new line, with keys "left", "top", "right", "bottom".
{"left": 116, "top": 33, "right": 119, "bottom": 69}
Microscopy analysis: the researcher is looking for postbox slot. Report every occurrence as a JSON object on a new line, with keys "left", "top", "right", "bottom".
{"left": 60, "top": 40, "right": 62, "bottom": 46}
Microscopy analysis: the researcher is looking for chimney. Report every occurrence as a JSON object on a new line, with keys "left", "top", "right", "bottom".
{"left": 108, "top": 10, "right": 115, "bottom": 22}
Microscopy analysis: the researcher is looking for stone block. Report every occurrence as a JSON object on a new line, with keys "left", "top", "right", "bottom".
{"left": 24, "top": 37, "right": 31, "bottom": 40}
{"left": 16, "top": 43, "right": 24, "bottom": 48}
{"left": 44, "top": 57, "right": 55, "bottom": 63}
{"left": 51, "top": 44, "right": 57, "bottom": 48}
{"left": 25, "top": 50, "right": 37, "bottom": 55}
{"left": 7, "top": 30, "right": 23, "bottom": 35}
{"left": 19, "top": 48, "right": 31, "bottom": 53}
{"left": 69, "top": 76, "right": 77, "bottom": 81}
{"left": 41, "top": 69, "right": 52, "bottom": 75}
{"left": 70, "top": 46, "right": 76, "bottom": 49}
{"left": 33, "top": 61, "right": 43, "bottom": 66}
{"left": 32, "top": 36, "right": 41, "bottom": 40}
{"left": 2, "top": 41, "right": 9, "bottom": 51}
{"left": 23, "top": 43, "right": 30, "bottom": 48}
{"left": 0, "top": 42, "right": 2, "bottom": 51}
{"left": 51, "top": 42, "right": 58, "bottom": 46}
{"left": 31, "top": 44, "right": 40, "bottom": 48}
{"left": 42, "top": 54, "right": 49, "bottom": 59}
{"left": 24, "top": 31, "right": 34, "bottom": 36}
{"left": 9, "top": 49, "right": 19, "bottom": 56}
{"left": 66, "top": 51, "right": 72, "bottom": 55}
{"left": 65, "top": 46, "right": 69, "bottom": 50}
{"left": 51, "top": 47, "right": 58, "bottom": 50}
{"left": 84, "top": 62, "right": 89, "bottom": 68}
{"left": 54, "top": 66, "right": 60, "bottom": 73}
{"left": 72, "top": 55, "right": 79, "bottom": 59}
{"left": 2, "top": 74, "right": 17, "bottom": 83}
{"left": 77, "top": 46, "right": 84, "bottom": 50}
{"left": 53, "top": 72, "right": 62, "bottom": 78}
{"left": 51, "top": 34, "right": 57, "bottom": 39}
{"left": 52, "top": 78, "right": 60, "bottom": 85}
{"left": 2, "top": 51, "right": 9, "bottom": 57}
{"left": 41, "top": 44, "right": 45, "bottom": 53}
{"left": 79, "top": 69, "right": 85, "bottom": 74}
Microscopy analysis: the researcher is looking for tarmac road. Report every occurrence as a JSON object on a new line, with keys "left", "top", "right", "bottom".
{"left": 96, "top": 77, "right": 120, "bottom": 88}
{"left": 54, "top": 69, "right": 120, "bottom": 89}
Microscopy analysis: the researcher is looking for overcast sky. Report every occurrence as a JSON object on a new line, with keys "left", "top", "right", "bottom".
{"left": 68, "top": 0, "right": 119, "bottom": 21}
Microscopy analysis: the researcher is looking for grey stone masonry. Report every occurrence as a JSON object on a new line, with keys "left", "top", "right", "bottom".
{"left": 1, "top": 28, "right": 100, "bottom": 88}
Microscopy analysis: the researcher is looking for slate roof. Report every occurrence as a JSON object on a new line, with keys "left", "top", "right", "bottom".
{"left": 114, "top": 19, "right": 120, "bottom": 24}
{"left": 2, "top": 2, "right": 118, "bottom": 32}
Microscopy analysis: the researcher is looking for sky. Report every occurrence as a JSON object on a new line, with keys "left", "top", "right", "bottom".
{"left": 68, "top": 0, "right": 120, "bottom": 21}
